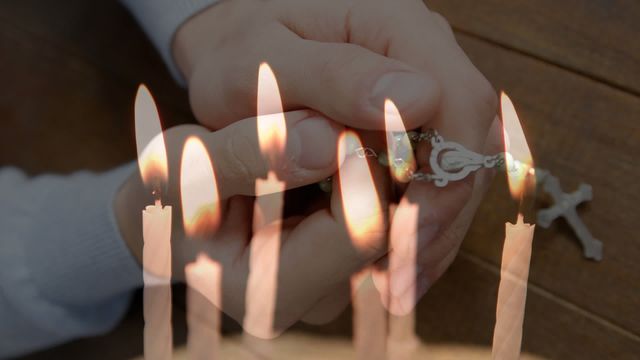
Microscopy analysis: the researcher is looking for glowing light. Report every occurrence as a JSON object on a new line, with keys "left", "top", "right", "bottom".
{"left": 244, "top": 62, "right": 286, "bottom": 340}
{"left": 180, "top": 137, "right": 221, "bottom": 238}
{"left": 135, "top": 85, "right": 169, "bottom": 191}
{"left": 384, "top": 99, "right": 416, "bottom": 183}
{"left": 338, "top": 131, "right": 383, "bottom": 249}
{"left": 501, "top": 92, "right": 534, "bottom": 199}
{"left": 257, "top": 63, "right": 287, "bottom": 165}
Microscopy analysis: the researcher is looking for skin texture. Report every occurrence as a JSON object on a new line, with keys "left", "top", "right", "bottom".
{"left": 116, "top": 110, "right": 395, "bottom": 334}
{"left": 117, "top": 0, "right": 501, "bottom": 330}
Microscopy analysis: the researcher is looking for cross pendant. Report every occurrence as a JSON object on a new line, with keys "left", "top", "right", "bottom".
{"left": 536, "top": 169, "right": 603, "bottom": 261}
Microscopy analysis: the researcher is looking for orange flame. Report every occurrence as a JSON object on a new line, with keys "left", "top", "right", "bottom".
{"left": 180, "top": 137, "right": 221, "bottom": 238}
{"left": 384, "top": 99, "right": 416, "bottom": 183}
{"left": 501, "top": 92, "right": 534, "bottom": 199}
{"left": 135, "top": 84, "right": 169, "bottom": 193}
{"left": 338, "top": 131, "right": 383, "bottom": 249}
{"left": 257, "top": 63, "right": 287, "bottom": 164}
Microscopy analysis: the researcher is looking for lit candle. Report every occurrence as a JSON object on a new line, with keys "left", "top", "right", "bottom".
{"left": 135, "top": 85, "right": 173, "bottom": 360}
{"left": 352, "top": 269, "right": 387, "bottom": 360}
{"left": 492, "top": 93, "right": 536, "bottom": 360}
{"left": 381, "top": 99, "right": 421, "bottom": 358}
{"left": 337, "top": 131, "right": 386, "bottom": 359}
{"left": 243, "top": 63, "right": 286, "bottom": 342}
{"left": 180, "top": 137, "right": 223, "bottom": 359}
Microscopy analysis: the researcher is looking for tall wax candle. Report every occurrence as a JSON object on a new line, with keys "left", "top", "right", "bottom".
{"left": 142, "top": 203, "right": 173, "bottom": 360}
{"left": 185, "top": 255, "right": 222, "bottom": 360}
{"left": 352, "top": 270, "right": 387, "bottom": 360}
{"left": 383, "top": 99, "right": 420, "bottom": 359}
{"left": 337, "top": 130, "right": 387, "bottom": 360}
{"left": 244, "top": 63, "right": 286, "bottom": 342}
{"left": 135, "top": 85, "right": 174, "bottom": 360}
{"left": 492, "top": 92, "right": 536, "bottom": 360}
{"left": 181, "top": 137, "right": 223, "bottom": 359}
{"left": 492, "top": 214, "right": 534, "bottom": 360}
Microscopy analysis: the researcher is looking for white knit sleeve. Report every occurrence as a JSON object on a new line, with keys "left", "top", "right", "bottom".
{"left": 121, "top": 0, "right": 219, "bottom": 85}
{"left": 0, "top": 163, "right": 142, "bottom": 358}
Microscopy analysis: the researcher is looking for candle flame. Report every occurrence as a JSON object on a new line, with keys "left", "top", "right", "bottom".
{"left": 180, "top": 137, "right": 221, "bottom": 238}
{"left": 501, "top": 92, "right": 534, "bottom": 199}
{"left": 384, "top": 99, "right": 416, "bottom": 183}
{"left": 338, "top": 131, "right": 383, "bottom": 250}
{"left": 135, "top": 84, "right": 169, "bottom": 192}
{"left": 257, "top": 63, "right": 286, "bottom": 164}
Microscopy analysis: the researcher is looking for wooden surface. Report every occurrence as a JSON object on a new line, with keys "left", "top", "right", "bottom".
{"left": 2, "top": 0, "right": 638, "bottom": 359}
{"left": 427, "top": 0, "right": 640, "bottom": 95}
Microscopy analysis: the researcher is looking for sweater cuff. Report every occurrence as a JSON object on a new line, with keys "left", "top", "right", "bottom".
{"left": 121, "top": 0, "right": 219, "bottom": 85}
{"left": 24, "top": 163, "right": 143, "bottom": 305}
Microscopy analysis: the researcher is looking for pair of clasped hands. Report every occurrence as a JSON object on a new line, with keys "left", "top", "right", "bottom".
{"left": 116, "top": 0, "right": 502, "bottom": 336}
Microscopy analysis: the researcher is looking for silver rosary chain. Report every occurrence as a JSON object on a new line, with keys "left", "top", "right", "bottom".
{"left": 353, "top": 129, "right": 510, "bottom": 187}
{"left": 348, "top": 131, "right": 603, "bottom": 261}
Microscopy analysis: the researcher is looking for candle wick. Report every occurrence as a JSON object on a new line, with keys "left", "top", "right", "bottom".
{"left": 152, "top": 188, "right": 162, "bottom": 207}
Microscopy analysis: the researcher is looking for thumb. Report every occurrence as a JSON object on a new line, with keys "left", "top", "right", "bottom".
{"left": 204, "top": 110, "right": 343, "bottom": 199}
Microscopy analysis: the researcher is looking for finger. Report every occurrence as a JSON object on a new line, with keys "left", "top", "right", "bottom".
{"left": 279, "top": 38, "right": 440, "bottom": 131}
{"left": 387, "top": 116, "right": 502, "bottom": 301}
{"left": 415, "top": 116, "right": 502, "bottom": 270}
{"left": 261, "top": 131, "right": 391, "bottom": 332}
{"left": 190, "top": 23, "right": 439, "bottom": 131}
{"left": 172, "top": 132, "right": 391, "bottom": 332}
{"left": 198, "top": 109, "right": 343, "bottom": 199}
{"left": 282, "top": 0, "right": 496, "bottom": 151}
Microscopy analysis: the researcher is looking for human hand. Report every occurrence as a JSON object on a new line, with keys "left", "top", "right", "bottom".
{"left": 115, "top": 108, "right": 393, "bottom": 335}
{"left": 173, "top": 0, "right": 498, "bottom": 309}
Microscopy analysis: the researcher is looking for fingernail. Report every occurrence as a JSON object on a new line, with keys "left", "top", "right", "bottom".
{"left": 390, "top": 263, "right": 421, "bottom": 296}
{"left": 417, "top": 223, "right": 440, "bottom": 250}
{"left": 290, "top": 116, "right": 341, "bottom": 169}
{"left": 370, "top": 72, "right": 433, "bottom": 112}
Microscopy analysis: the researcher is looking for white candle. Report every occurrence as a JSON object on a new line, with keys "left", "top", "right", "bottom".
{"left": 352, "top": 270, "right": 387, "bottom": 360}
{"left": 185, "top": 255, "right": 222, "bottom": 360}
{"left": 181, "top": 137, "right": 223, "bottom": 359}
{"left": 244, "top": 63, "right": 286, "bottom": 343}
{"left": 142, "top": 203, "right": 173, "bottom": 360}
{"left": 492, "top": 214, "right": 534, "bottom": 359}
{"left": 244, "top": 172, "right": 284, "bottom": 341}
{"left": 135, "top": 84, "right": 174, "bottom": 360}
{"left": 492, "top": 92, "right": 536, "bottom": 359}
{"left": 384, "top": 99, "right": 420, "bottom": 359}
{"left": 337, "top": 130, "right": 387, "bottom": 359}
{"left": 386, "top": 201, "right": 420, "bottom": 360}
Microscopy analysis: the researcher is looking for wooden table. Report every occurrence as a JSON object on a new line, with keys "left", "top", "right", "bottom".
{"left": 2, "top": 0, "right": 638, "bottom": 358}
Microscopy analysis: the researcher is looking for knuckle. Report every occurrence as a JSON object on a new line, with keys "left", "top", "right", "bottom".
{"left": 222, "top": 129, "right": 266, "bottom": 190}
{"left": 318, "top": 43, "right": 363, "bottom": 80}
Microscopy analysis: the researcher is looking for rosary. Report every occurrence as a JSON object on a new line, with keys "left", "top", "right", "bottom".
{"left": 323, "top": 129, "right": 603, "bottom": 261}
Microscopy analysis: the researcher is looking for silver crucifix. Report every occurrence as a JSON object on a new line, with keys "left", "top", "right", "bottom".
{"left": 535, "top": 170, "right": 603, "bottom": 261}
{"left": 389, "top": 129, "right": 603, "bottom": 261}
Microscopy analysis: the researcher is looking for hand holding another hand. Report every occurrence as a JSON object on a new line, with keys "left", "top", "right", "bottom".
{"left": 172, "top": 0, "right": 500, "bottom": 313}
{"left": 116, "top": 108, "right": 396, "bottom": 334}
